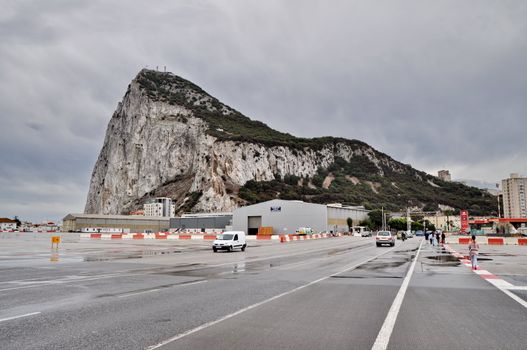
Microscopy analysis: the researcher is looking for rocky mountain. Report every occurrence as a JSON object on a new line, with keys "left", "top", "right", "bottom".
{"left": 85, "top": 69, "right": 497, "bottom": 216}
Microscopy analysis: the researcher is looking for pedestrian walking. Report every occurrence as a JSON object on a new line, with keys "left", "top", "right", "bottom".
{"left": 468, "top": 235, "right": 479, "bottom": 270}
{"left": 441, "top": 231, "right": 446, "bottom": 245}
{"left": 435, "top": 231, "right": 440, "bottom": 245}
{"left": 429, "top": 232, "right": 433, "bottom": 245}
{"left": 425, "top": 231, "right": 429, "bottom": 241}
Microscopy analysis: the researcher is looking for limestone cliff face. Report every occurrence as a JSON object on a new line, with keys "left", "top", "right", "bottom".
{"left": 85, "top": 69, "right": 496, "bottom": 215}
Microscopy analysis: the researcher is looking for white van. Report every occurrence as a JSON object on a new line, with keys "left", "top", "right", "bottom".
{"left": 212, "top": 231, "right": 247, "bottom": 252}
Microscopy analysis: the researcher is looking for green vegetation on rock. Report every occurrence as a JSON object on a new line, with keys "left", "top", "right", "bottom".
{"left": 239, "top": 157, "right": 497, "bottom": 215}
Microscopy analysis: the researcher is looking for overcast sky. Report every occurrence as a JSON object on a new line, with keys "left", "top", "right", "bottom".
{"left": 1, "top": 0, "right": 526, "bottom": 222}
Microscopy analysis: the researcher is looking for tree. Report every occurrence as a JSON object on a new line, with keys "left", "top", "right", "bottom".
{"left": 423, "top": 220, "right": 436, "bottom": 231}
{"left": 388, "top": 217, "right": 407, "bottom": 231}
{"left": 368, "top": 209, "right": 390, "bottom": 230}
{"left": 411, "top": 221, "right": 423, "bottom": 231}
{"left": 346, "top": 217, "right": 353, "bottom": 232}
{"left": 359, "top": 218, "right": 374, "bottom": 231}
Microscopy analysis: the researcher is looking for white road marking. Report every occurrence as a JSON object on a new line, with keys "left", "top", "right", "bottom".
{"left": 118, "top": 289, "right": 161, "bottom": 298}
{"left": 486, "top": 279, "right": 514, "bottom": 289}
{"left": 146, "top": 245, "right": 399, "bottom": 350}
{"left": 0, "top": 312, "right": 41, "bottom": 323}
{"left": 117, "top": 280, "right": 207, "bottom": 298}
{"left": 371, "top": 239, "right": 423, "bottom": 350}
{"left": 506, "top": 286, "right": 527, "bottom": 291}
{"left": 494, "top": 287, "right": 527, "bottom": 308}
{"left": 0, "top": 273, "right": 139, "bottom": 292}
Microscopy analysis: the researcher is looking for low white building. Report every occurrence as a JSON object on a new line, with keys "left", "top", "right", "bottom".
{"left": 0, "top": 218, "right": 17, "bottom": 231}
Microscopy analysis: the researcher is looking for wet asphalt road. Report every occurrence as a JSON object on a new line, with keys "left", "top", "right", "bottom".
{"left": 0, "top": 236, "right": 526, "bottom": 350}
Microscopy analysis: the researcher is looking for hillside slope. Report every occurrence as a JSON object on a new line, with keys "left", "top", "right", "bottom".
{"left": 85, "top": 69, "right": 497, "bottom": 216}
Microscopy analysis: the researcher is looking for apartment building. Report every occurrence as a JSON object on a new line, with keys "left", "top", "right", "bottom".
{"left": 502, "top": 173, "right": 527, "bottom": 218}
{"left": 143, "top": 197, "right": 176, "bottom": 217}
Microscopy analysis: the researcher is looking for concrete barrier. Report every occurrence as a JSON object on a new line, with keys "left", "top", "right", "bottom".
{"left": 487, "top": 237, "right": 504, "bottom": 245}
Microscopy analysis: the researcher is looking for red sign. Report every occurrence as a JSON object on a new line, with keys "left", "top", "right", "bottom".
{"left": 460, "top": 210, "right": 469, "bottom": 233}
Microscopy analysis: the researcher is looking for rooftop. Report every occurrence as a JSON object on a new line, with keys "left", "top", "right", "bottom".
{"left": 63, "top": 213, "right": 170, "bottom": 221}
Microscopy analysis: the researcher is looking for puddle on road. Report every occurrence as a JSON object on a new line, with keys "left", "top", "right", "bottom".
{"left": 355, "top": 260, "right": 408, "bottom": 270}
{"left": 479, "top": 253, "right": 515, "bottom": 257}
{"left": 425, "top": 255, "right": 461, "bottom": 266}
{"left": 331, "top": 275, "right": 403, "bottom": 279}
{"left": 395, "top": 247, "right": 419, "bottom": 253}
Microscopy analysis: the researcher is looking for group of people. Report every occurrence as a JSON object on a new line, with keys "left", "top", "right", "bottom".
{"left": 424, "top": 230, "right": 445, "bottom": 246}
{"left": 423, "top": 230, "right": 480, "bottom": 270}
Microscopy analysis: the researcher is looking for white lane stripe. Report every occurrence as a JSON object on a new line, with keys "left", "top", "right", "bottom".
{"left": 118, "top": 289, "right": 161, "bottom": 298}
{"left": 0, "top": 312, "right": 41, "bottom": 323}
{"left": 506, "top": 286, "right": 527, "bottom": 291}
{"left": 0, "top": 273, "right": 139, "bottom": 292}
{"left": 496, "top": 288, "right": 527, "bottom": 308}
{"left": 146, "top": 245, "right": 399, "bottom": 350}
{"left": 371, "top": 239, "right": 423, "bottom": 350}
{"left": 486, "top": 279, "right": 514, "bottom": 289}
{"left": 117, "top": 280, "right": 207, "bottom": 298}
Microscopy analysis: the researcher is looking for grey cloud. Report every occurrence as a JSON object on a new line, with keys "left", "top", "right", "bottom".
{"left": 1, "top": 0, "right": 526, "bottom": 221}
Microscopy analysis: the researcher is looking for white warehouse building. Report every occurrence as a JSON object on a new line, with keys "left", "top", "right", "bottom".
{"left": 232, "top": 199, "right": 369, "bottom": 235}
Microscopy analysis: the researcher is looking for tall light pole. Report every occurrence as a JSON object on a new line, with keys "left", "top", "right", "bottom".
{"left": 407, "top": 207, "right": 411, "bottom": 233}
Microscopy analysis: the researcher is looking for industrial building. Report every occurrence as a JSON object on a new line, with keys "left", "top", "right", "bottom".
{"left": 232, "top": 199, "right": 369, "bottom": 235}
{"left": 169, "top": 212, "right": 232, "bottom": 232}
{"left": 62, "top": 213, "right": 170, "bottom": 233}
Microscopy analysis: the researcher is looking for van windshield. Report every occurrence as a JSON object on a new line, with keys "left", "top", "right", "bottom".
{"left": 217, "top": 234, "right": 233, "bottom": 240}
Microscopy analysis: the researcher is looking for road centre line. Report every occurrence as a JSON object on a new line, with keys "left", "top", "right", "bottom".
{"left": 146, "top": 244, "right": 399, "bottom": 350}
{"left": 371, "top": 239, "right": 424, "bottom": 350}
{"left": 118, "top": 289, "right": 161, "bottom": 298}
{"left": 117, "top": 280, "right": 207, "bottom": 298}
{"left": 0, "top": 312, "right": 41, "bottom": 323}
{"left": 0, "top": 273, "right": 140, "bottom": 292}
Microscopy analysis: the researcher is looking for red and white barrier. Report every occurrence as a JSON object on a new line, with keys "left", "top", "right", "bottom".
{"left": 446, "top": 236, "right": 526, "bottom": 245}
{"left": 79, "top": 232, "right": 345, "bottom": 242}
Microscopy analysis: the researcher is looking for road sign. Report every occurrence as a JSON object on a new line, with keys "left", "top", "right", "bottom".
{"left": 51, "top": 236, "right": 60, "bottom": 249}
{"left": 460, "top": 210, "right": 469, "bottom": 233}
